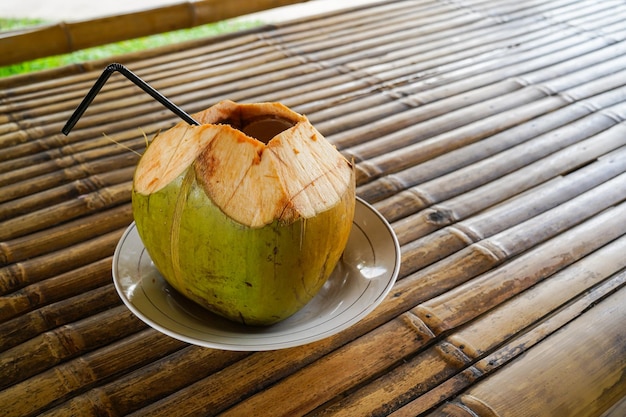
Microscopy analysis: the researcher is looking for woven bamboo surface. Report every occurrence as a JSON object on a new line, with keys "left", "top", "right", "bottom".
{"left": 1, "top": 0, "right": 625, "bottom": 416}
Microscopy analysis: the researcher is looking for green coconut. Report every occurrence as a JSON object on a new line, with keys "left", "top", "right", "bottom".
{"left": 132, "top": 100, "right": 355, "bottom": 326}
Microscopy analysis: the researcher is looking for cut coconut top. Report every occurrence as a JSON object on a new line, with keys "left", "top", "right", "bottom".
{"left": 133, "top": 100, "right": 354, "bottom": 227}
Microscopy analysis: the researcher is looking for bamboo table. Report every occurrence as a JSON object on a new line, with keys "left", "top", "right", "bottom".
{"left": 1, "top": 0, "right": 625, "bottom": 416}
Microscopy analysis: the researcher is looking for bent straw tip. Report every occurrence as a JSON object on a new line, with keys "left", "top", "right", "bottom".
{"left": 63, "top": 62, "right": 200, "bottom": 136}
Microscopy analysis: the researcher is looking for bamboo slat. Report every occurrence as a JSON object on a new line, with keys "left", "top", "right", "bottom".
{"left": 0, "top": 228, "right": 124, "bottom": 295}
{"left": 135, "top": 312, "right": 437, "bottom": 417}
{"left": 0, "top": 146, "right": 140, "bottom": 190}
{"left": 0, "top": 305, "right": 147, "bottom": 391}
{"left": 0, "top": 256, "right": 114, "bottom": 322}
{"left": 382, "top": 199, "right": 626, "bottom": 349}
{"left": 432, "top": 285, "right": 626, "bottom": 417}
{"left": 399, "top": 149, "right": 626, "bottom": 274}
{"left": 0, "top": 167, "right": 134, "bottom": 221}
{"left": 312, "top": 258, "right": 626, "bottom": 416}
{"left": 446, "top": 238, "right": 626, "bottom": 361}
{"left": 601, "top": 396, "right": 626, "bottom": 417}
{"left": 329, "top": 30, "right": 626, "bottom": 152}
{"left": 0, "top": 283, "right": 120, "bottom": 352}
{"left": 0, "top": 328, "right": 186, "bottom": 417}
{"left": 41, "top": 347, "right": 249, "bottom": 417}
{"left": 0, "top": 182, "right": 130, "bottom": 241}
{"left": 389, "top": 269, "right": 626, "bottom": 417}
{"left": 0, "top": 204, "right": 132, "bottom": 265}
{"left": 377, "top": 111, "right": 626, "bottom": 223}
{"left": 356, "top": 66, "right": 626, "bottom": 188}
{"left": 414, "top": 202, "right": 626, "bottom": 335}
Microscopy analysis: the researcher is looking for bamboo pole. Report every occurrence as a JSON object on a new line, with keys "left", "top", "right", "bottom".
{"left": 306, "top": 0, "right": 626, "bottom": 121}
{"left": 0, "top": 0, "right": 310, "bottom": 66}
{"left": 301, "top": 17, "right": 566, "bottom": 119}
{"left": 355, "top": 98, "right": 589, "bottom": 203}
{"left": 601, "top": 396, "right": 626, "bottom": 417}
{"left": 0, "top": 305, "right": 147, "bottom": 391}
{"left": 0, "top": 143, "right": 140, "bottom": 189}
{"left": 309, "top": 337, "right": 473, "bottom": 417}
{"left": 437, "top": 285, "right": 626, "bottom": 417}
{"left": 399, "top": 150, "right": 626, "bottom": 275}
{"left": 0, "top": 255, "right": 115, "bottom": 323}
{"left": 310, "top": 236, "right": 626, "bottom": 416}
{"left": 418, "top": 120, "right": 626, "bottom": 223}
{"left": 329, "top": 33, "right": 624, "bottom": 152}
{"left": 0, "top": 114, "right": 154, "bottom": 164}
{"left": 339, "top": 41, "right": 626, "bottom": 165}
{"left": 133, "top": 311, "right": 437, "bottom": 417}
{"left": 0, "top": 204, "right": 131, "bottom": 266}
{"left": 384, "top": 198, "right": 626, "bottom": 350}
{"left": 0, "top": 182, "right": 131, "bottom": 241}
{"left": 414, "top": 202, "right": 626, "bottom": 335}
{"left": 356, "top": 66, "right": 626, "bottom": 189}
{"left": 42, "top": 346, "right": 250, "bottom": 417}
{"left": 0, "top": 282, "right": 119, "bottom": 352}
{"left": 0, "top": 328, "right": 186, "bottom": 417}
{"left": 0, "top": 167, "right": 134, "bottom": 222}
{"left": 388, "top": 269, "right": 626, "bottom": 417}
{"left": 447, "top": 238, "right": 626, "bottom": 361}
{"left": 379, "top": 110, "right": 626, "bottom": 224}
{"left": 0, "top": 227, "right": 125, "bottom": 295}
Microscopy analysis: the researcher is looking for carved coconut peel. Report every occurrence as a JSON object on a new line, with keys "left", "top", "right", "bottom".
{"left": 132, "top": 100, "right": 355, "bottom": 325}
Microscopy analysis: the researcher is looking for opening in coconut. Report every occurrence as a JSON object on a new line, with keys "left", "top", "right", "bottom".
{"left": 224, "top": 116, "right": 296, "bottom": 145}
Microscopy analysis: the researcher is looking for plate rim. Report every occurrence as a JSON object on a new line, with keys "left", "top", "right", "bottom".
{"left": 112, "top": 196, "right": 400, "bottom": 351}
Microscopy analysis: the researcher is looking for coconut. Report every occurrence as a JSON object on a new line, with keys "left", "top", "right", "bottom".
{"left": 132, "top": 100, "right": 355, "bottom": 326}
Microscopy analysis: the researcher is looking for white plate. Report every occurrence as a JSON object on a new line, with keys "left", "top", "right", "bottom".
{"left": 112, "top": 197, "right": 400, "bottom": 351}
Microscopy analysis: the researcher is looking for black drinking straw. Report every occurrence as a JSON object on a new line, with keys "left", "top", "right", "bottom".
{"left": 62, "top": 63, "right": 200, "bottom": 135}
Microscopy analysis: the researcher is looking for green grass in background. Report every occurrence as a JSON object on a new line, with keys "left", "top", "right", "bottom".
{"left": 0, "top": 18, "right": 262, "bottom": 77}
{"left": 0, "top": 17, "right": 47, "bottom": 30}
